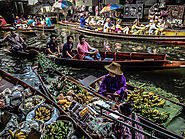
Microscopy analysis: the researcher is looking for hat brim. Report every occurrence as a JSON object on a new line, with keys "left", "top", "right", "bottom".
{"left": 104, "top": 65, "right": 123, "bottom": 76}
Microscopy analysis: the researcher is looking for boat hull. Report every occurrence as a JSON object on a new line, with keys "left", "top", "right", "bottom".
{"left": 55, "top": 58, "right": 185, "bottom": 70}
{"left": 75, "top": 28, "right": 185, "bottom": 43}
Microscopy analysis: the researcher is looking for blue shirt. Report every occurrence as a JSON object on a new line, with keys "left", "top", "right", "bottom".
{"left": 45, "top": 17, "right": 52, "bottom": 27}
{"left": 28, "top": 19, "right": 34, "bottom": 25}
{"left": 62, "top": 42, "right": 73, "bottom": 58}
{"left": 80, "top": 17, "right": 86, "bottom": 27}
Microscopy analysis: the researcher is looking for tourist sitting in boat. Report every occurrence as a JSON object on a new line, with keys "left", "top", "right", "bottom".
{"left": 44, "top": 15, "right": 52, "bottom": 27}
{"left": 96, "top": 16, "right": 104, "bottom": 25}
{"left": 77, "top": 35, "right": 101, "bottom": 61}
{"left": 98, "top": 62, "right": 127, "bottom": 102}
{"left": 131, "top": 19, "right": 146, "bottom": 35}
{"left": 27, "top": 16, "right": 34, "bottom": 26}
{"left": 46, "top": 34, "right": 61, "bottom": 57}
{"left": 62, "top": 35, "right": 75, "bottom": 59}
{"left": 14, "top": 16, "right": 22, "bottom": 28}
{"left": 32, "top": 19, "right": 40, "bottom": 26}
{"left": 0, "top": 15, "right": 7, "bottom": 26}
{"left": 80, "top": 14, "right": 89, "bottom": 28}
{"left": 116, "top": 19, "right": 129, "bottom": 34}
{"left": 40, "top": 18, "right": 45, "bottom": 25}
{"left": 113, "top": 102, "right": 144, "bottom": 139}
{"left": 0, "top": 27, "right": 27, "bottom": 51}
{"left": 149, "top": 20, "right": 159, "bottom": 35}
{"left": 104, "top": 18, "right": 114, "bottom": 32}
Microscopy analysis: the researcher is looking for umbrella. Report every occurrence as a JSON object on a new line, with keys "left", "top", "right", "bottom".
{"left": 100, "top": 4, "right": 124, "bottom": 14}
{"left": 53, "top": 0, "right": 72, "bottom": 9}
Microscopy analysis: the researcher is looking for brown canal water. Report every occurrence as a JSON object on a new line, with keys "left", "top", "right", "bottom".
{"left": 0, "top": 26, "right": 185, "bottom": 136}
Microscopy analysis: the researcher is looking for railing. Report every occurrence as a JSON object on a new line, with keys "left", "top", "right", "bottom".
{"left": 96, "top": 104, "right": 178, "bottom": 139}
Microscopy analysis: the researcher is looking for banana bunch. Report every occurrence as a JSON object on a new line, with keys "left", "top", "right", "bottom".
{"left": 152, "top": 112, "right": 169, "bottom": 122}
{"left": 142, "top": 109, "right": 153, "bottom": 117}
{"left": 74, "top": 92, "right": 94, "bottom": 104}
{"left": 43, "top": 121, "right": 70, "bottom": 139}
{"left": 32, "top": 97, "right": 42, "bottom": 105}
{"left": 7, "top": 129, "right": 26, "bottom": 139}
{"left": 33, "top": 106, "right": 51, "bottom": 121}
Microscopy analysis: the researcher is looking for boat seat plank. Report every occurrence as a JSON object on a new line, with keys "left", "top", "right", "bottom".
{"left": 78, "top": 75, "right": 97, "bottom": 88}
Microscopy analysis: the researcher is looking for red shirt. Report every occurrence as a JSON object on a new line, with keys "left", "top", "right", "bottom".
{"left": 0, "top": 18, "right": 7, "bottom": 26}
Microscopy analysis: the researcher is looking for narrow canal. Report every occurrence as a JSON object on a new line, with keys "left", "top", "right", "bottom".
{"left": 1, "top": 26, "right": 185, "bottom": 103}
{"left": 0, "top": 26, "right": 185, "bottom": 135}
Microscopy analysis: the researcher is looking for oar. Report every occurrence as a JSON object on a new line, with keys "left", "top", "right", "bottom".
{"left": 42, "top": 22, "right": 45, "bottom": 36}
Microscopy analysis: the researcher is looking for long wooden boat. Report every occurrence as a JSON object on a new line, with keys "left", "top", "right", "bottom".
{"left": 33, "top": 66, "right": 184, "bottom": 139}
{"left": 18, "top": 29, "right": 36, "bottom": 35}
{"left": 0, "top": 25, "right": 12, "bottom": 31}
{"left": 75, "top": 27, "right": 185, "bottom": 44}
{"left": 58, "top": 21, "right": 103, "bottom": 28}
{"left": 30, "top": 25, "right": 56, "bottom": 32}
{"left": 31, "top": 25, "right": 55, "bottom": 29}
{"left": 87, "top": 75, "right": 185, "bottom": 138}
{"left": 54, "top": 50, "right": 185, "bottom": 70}
{"left": 0, "top": 69, "right": 92, "bottom": 139}
{"left": 4, "top": 48, "right": 39, "bottom": 59}
{"left": 6, "top": 46, "right": 185, "bottom": 70}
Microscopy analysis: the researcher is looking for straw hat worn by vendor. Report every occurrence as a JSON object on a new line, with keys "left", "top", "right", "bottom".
{"left": 98, "top": 62, "right": 127, "bottom": 101}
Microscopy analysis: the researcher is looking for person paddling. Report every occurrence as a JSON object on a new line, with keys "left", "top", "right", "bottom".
{"left": 0, "top": 27, "right": 27, "bottom": 51}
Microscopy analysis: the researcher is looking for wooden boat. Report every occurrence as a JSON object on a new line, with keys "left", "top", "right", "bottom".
{"left": 0, "top": 25, "right": 12, "bottom": 31}
{"left": 75, "top": 28, "right": 185, "bottom": 44}
{"left": 14, "top": 46, "right": 185, "bottom": 70}
{"left": 54, "top": 50, "right": 185, "bottom": 70}
{"left": 58, "top": 21, "right": 103, "bottom": 28}
{"left": 58, "top": 21, "right": 80, "bottom": 28}
{"left": 31, "top": 25, "right": 55, "bottom": 29}
{"left": 0, "top": 69, "right": 92, "bottom": 139}
{"left": 87, "top": 75, "right": 185, "bottom": 138}
{"left": 4, "top": 48, "right": 39, "bottom": 59}
{"left": 18, "top": 29, "right": 36, "bottom": 35}
{"left": 33, "top": 66, "right": 184, "bottom": 139}
{"left": 30, "top": 25, "right": 56, "bottom": 32}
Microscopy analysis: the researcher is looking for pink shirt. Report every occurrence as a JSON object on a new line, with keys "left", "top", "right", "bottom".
{"left": 0, "top": 18, "right": 7, "bottom": 26}
{"left": 77, "top": 42, "right": 91, "bottom": 59}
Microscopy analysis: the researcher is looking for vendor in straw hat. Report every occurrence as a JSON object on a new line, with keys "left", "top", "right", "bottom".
{"left": 98, "top": 62, "right": 127, "bottom": 102}
{"left": 113, "top": 102, "right": 144, "bottom": 139}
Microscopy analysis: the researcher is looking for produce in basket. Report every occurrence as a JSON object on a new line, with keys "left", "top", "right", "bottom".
{"left": 43, "top": 120, "right": 74, "bottom": 139}
{"left": 33, "top": 106, "right": 51, "bottom": 121}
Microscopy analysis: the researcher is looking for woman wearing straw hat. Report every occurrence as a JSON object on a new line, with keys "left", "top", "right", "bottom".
{"left": 98, "top": 62, "right": 127, "bottom": 102}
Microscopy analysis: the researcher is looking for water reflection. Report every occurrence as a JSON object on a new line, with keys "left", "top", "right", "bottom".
{"left": 0, "top": 27, "right": 185, "bottom": 103}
